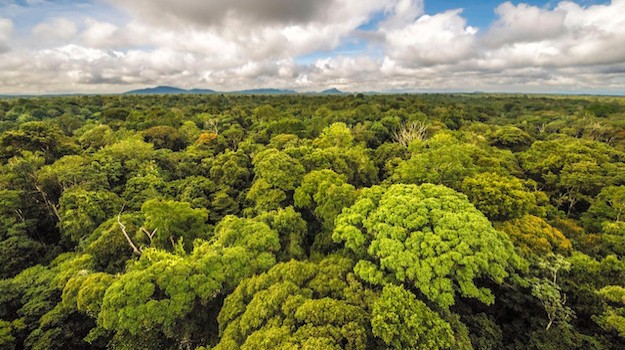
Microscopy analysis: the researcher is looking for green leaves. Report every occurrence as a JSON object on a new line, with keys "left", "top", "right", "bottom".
{"left": 141, "top": 199, "right": 210, "bottom": 251}
{"left": 96, "top": 215, "right": 281, "bottom": 343}
{"left": 247, "top": 148, "right": 305, "bottom": 211}
{"left": 59, "top": 187, "right": 121, "bottom": 243}
{"left": 461, "top": 173, "right": 547, "bottom": 221}
{"left": 295, "top": 169, "right": 357, "bottom": 230}
{"left": 372, "top": 285, "right": 455, "bottom": 349}
{"left": 215, "top": 256, "right": 373, "bottom": 350}
{"left": 334, "top": 184, "right": 525, "bottom": 308}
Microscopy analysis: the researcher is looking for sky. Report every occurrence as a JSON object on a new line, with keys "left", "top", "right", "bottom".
{"left": 0, "top": 0, "right": 624, "bottom": 94}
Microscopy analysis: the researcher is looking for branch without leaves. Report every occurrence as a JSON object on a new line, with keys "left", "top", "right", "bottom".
{"left": 33, "top": 183, "right": 61, "bottom": 222}
{"left": 141, "top": 226, "right": 157, "bottom": 243}
{"left": 393, "top": 121, "right": 429, "bottom": 147}
{"left": 118, "top": 208, "right": 142, "bottom": 256}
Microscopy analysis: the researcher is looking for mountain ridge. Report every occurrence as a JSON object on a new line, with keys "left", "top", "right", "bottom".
{"left": 124, "top": 86, "right": 302, "bottom": 95}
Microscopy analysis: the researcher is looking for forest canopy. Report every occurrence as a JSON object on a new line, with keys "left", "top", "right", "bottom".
{"left": 1, "top": 93, "right": 625, "bottom": 349}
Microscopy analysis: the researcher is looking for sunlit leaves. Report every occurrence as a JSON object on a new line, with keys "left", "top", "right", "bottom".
{"left": 334, "top": 184, "right": 525, "bottom": 308}
{"left": 372, "top": 284, "right": 454, "bottom": 349}
{"left": 141, "top": 199, "right": 210, "bottom": 251}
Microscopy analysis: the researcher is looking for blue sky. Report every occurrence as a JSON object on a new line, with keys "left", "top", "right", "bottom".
{"left": 0, "top": 0, "right": 624, "bottom": 94}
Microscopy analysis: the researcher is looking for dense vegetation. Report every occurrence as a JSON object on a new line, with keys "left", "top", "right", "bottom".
{"left": 1, "top": 93, "right": 625, "bottom": 349}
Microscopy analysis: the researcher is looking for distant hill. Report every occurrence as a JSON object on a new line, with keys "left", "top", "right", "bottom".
{"left": 124, "top": 86, "right": 299, "bottom": 95}
{"left": 320, "top": 88, "right": 344, "bottom": 95}
{"left": 124, "top": 86, "right": 216, "bottom": 95}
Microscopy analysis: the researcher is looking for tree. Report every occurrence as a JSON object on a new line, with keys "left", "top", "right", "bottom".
{"left": 214, "top": 256, "right": 374, "bottom": 350}
{"left": 247, "top": 149, "right": 305, "bottom": 211}
{"left": 596, "top": 285, "right": 625, "bottom": 339}
{"left": 37, "top": 155, "right": 108, "bottom": 199}
{"left": 141, "top": 199, "right": 210, "bottom": 251}
{"left": 582, "top": 186, "right": 625, "bottom": 234}
{"left": 286, "top": 145, "right": 379, "bottom": 188}
{"left": 0, "top": 121, "right": 78, "bottom": 163}
{"left": 313, "top": 122, "right": 354, "bottom": 148}
{"left": 122, "top": 172, "right": 167, "bottom": 210}
{"left": 392, "top": 121, "right": 429, "bottom": 147}
{"left": 77, "top": 124, "right": 115, "bottom": 151}
{"left": 390, "top": 133, "right": 478, "bottom": 189}
{"left": 0, "top": 254, "right": 97, "bottom": 350}
{"left": 490, "top": 126, "right": 533, "bottom": 152}
{"left": 97, "top": 216, "right": 280, "bottom": 348}
{"left": 519, "top": 136, "right": 625, "bottom": 216}
{"left": 143, "top": 125, "right": 187, "bottom": 151}
{"left": 209, "top": 149, "right": 252, "bottom": 189}
{"left": 333, "top": 184, "right": 526, "bottom": 308}
{"left": 495, "top": 216, "right": 571, "bottom": 257}
{"left": 371, "top": 284, "right": 455, "bottom": 350}
{"left": 461, "top": 173, "right": 548, "bottom": 221}
{"left": 531, "top": 255, "right": 574, "bottom": 331}
{"left": 167, "top": 175, "right": 217, "bottom": 210}
{"left": 295, "top": 169, "right": 357, "bottom": 231}
{"left": 254, "top": 207, "right": 307, "bottom": 261}
{"left": 82, "top": 212, "right": 145, "bottom": 273}
{"left": 91, "top": 138, "right": 155, "bottom": 189}
{"left": 58, "top": 187, "right": 121, "bottom": 244}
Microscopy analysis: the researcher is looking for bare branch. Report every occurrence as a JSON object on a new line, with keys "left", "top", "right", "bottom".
{"left": 34, "top": 183, "right": 61, "bottom": 222}
{"left": 205, "top": 118, "right": 219, "bottom": 135}
{"left": 118, "top": 208, "right": 142, "bottom": 256}
{"left": 141, "top": 226, "right": 157, "bottom": 243}
{"left": 393, "top": 121, "right": 429, "bottom": 147}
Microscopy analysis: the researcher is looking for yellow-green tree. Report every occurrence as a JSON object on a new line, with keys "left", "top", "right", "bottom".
{"left": 333, "top": 184, "right": 526, "bottom": 308}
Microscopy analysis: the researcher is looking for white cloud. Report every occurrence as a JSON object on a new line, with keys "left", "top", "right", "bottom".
{"left": 0, "top": 18, "right": 13, "bottom": 53}
{"left": 81, "top": 19, "right": 119, "bottom": 48}
{"left": 1, "top": 0, "right": 625, "bottom": 94}
{"left": 382, "top": 9, "right": 478, "bottom": 67}
{"left": 32, "top": 18, "right": 77, "bottom": 44}
{"left": 485, "top": 2, "right": 567, "bottom": 47}
{"left": 381, "top": 0, "right": 425, "bottom": 30}
{"left": 481, "top": 0, "right": 625, "bottom": 68}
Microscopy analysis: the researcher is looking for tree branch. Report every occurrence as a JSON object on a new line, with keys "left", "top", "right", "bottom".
{"left": 118, "top": 208, "right": 142, "bottom": 256}
{"left": 34, "top": 183, "right": 61, "bottom": 222}
{"left": 141, "top": 226, "right": 157, "bottom": 243}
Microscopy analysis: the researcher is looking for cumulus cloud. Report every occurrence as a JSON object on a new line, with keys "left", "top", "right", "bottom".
{"left": 32, "top": 18, "right": 77, "bottom": 44}
{"left": 381, "top": 0, "right": 425, "bottom": 29}
{"left": 0, "top": 18, "right": 13, "bottom": 53}
{"left": 81, "top": 19, "right": 120, "bottom": 48}
{"left": 108, "top": 0, "right": 336, "bottom": 28}
{"left": 382, "top": 9, "right": 478, "bottom": 67}
{"left": 485, "top": 2, "right": 567, "bottom": 47}
{"left": 482, "top": 0, "right": 625, "bottom": 68}
{"left": 1, "top": 0, "right": 625, "bottom": 94}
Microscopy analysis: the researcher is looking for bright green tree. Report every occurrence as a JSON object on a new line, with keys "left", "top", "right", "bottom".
{"left": 141, "top": 199, "right": 210, "bottom": 251}
{"left": 295, "top": 169, "right": 357, "bottom": 230}
{"left": 371, "top": 284, "right": 455, "bottom": 349}
{"left": 214, "top": 256, "right": 374, "bottom": 350}
{"left": 247, "top": 148, "right": 305, "bottom": 211}
{"left": 58, "top": 187, "right": 121, "bottom": 244}
{"left": 333, "top": 184, "right": 526, "bottom": 308}
{"left": 97, "top": 216, "right": 280, "bottom": 347}
{"left": 461, "top": 173, "right": 548, "bottom": 221}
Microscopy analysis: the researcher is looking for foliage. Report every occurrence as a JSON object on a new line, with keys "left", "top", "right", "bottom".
{"left": 2, "top": 93, "right": 625, "bottom": 349}
{"left": 333, "top": 183, "right": 526, "bottom": 308}
{"left": 371, "top": 284, "right": 455, "bottom": 349}
{"left": 295, "top": 169, "right": 357, "bottom": 230}
{"left": 141, "top": 199, "right": 210, "bottom": 251}
{"left": 214, "top": 256, "right": 374, "bottom": 350}
{"left": 495, "top": 216, "right": 572, "bottom": 257}
{"left": 461, "top": 173, "right": 548, "bottom": 221}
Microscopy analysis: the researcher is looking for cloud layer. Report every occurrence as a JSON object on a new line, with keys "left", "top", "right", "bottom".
{"left": 0, "top": 0, "right": 624, "bottom": 94}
